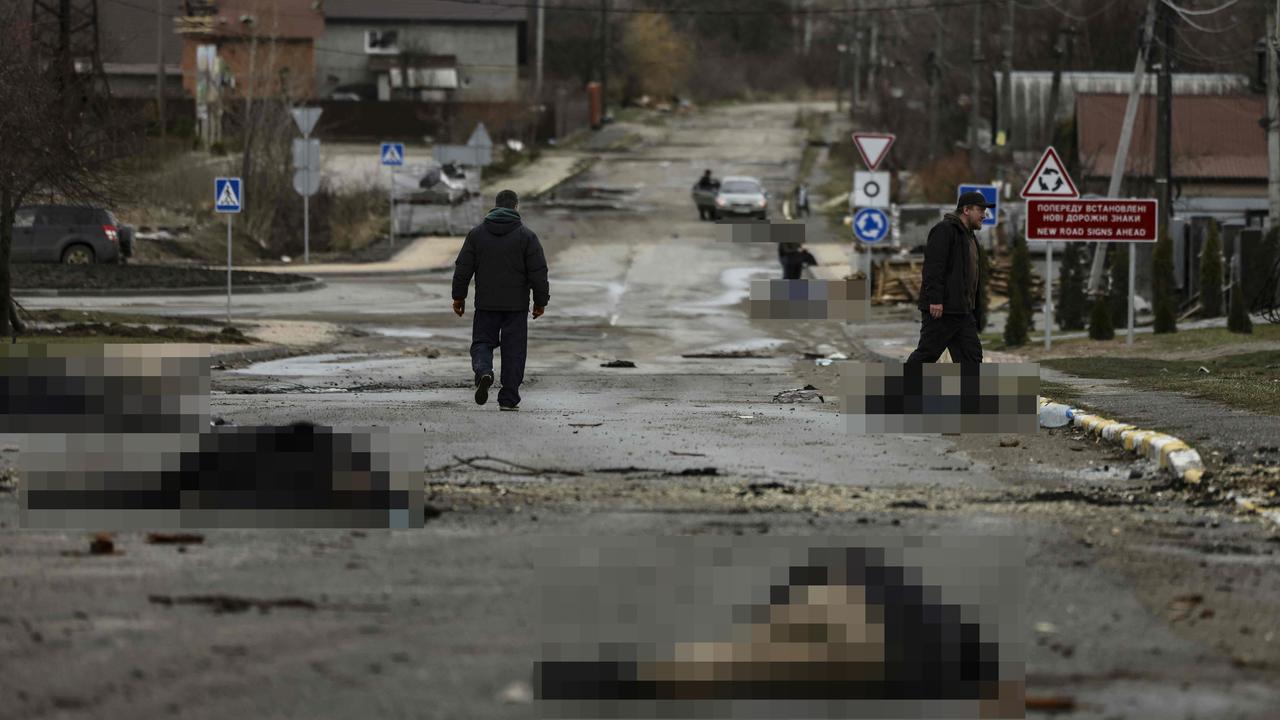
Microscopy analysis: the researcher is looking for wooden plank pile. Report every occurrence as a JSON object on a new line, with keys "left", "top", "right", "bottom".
{"left": 872, "top": 253, "right": 1043, "bottom": 307}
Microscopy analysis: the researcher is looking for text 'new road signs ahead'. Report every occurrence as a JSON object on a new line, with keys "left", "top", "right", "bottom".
{"left": 380, "top": 142, "right": 405, "bottom": 166}
{"left": 214, "top": 177, "right": 242, "bottom": 213}
{"left": 1020, "top": 146, "right": 1078, "bottom": 199}
{"left": 1026, "top": 199, "right": 1158, "bottom": 242}
{"left": 957, "top": 183, "right": 998, "bottom": 227}
{"left": 852, "top": 133, "right": 895, "bottom": 172}
{"left": 853, "top": 207, "right": 889, "bottom": 244}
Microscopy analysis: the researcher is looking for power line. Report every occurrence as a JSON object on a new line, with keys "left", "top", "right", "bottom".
{"left": 1160, "top": 0, "right": 1238, "bottom": 33}
{"left": 1159, "top": 0, "right": 1238, "bottom": 16}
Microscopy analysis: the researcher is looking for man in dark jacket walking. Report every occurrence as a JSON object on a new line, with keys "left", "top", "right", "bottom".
{"left": 452, "top": 189, "right": 550, "bottom": 410}
{"left": 905, "top": 191, "right": 993, "bottom": 363}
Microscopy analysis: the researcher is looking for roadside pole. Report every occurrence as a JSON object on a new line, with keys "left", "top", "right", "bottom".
{"left": 304, "top": 172, "right": 310, "bottom": 263}
{"left": 1044, "top": 243, "right": 1053, "bottom": 350}
{"left": 226, "top": 215, "right": 232, "bottom": 324}
{"left": 380, "top": 142, "right": 405, "bottom": 249}
{"left": 1127, "top": 244, "right": 1136, "bottom": 345}
{"left": 214, "top": 177, "right": 242, "bottom": 326}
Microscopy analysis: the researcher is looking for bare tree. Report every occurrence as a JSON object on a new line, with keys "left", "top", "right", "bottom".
{"left": 0, "top": 1, "right": 138, "bottom": 336}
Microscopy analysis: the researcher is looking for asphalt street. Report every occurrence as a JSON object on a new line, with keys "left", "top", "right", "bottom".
{"left": 2, "top": 102, "right": 1278, "bottom": 720}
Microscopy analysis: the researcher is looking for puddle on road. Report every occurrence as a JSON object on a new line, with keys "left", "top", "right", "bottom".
{"left": 231, "top": 353, "right": 410, "bottom": 377}
{"left": 370, "top": 327, "right": 436, "bottom": 339}
{"left": 691, "top": 266, "right": 775, "bottom": 308}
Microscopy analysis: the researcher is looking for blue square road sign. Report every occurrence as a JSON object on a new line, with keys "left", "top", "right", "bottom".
{"left": 957, "top": 183, "right": 998, "bottom": 227}
{"left": 380, "top": 142, "right": 405, "bottom": 166}
{"left": 214, "top": 177, "right": 242, "bottom": 214}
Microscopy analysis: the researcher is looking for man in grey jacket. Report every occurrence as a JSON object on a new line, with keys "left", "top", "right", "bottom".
{"left": 452, "top": 190, "right": 550, "bottom": 410}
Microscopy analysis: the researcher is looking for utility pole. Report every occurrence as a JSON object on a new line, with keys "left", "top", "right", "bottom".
{"left": 1268, "top": 7, "right": 1280, "bottom": 228}
{"left": 1045, "top": 25, "right": 1077, "bottom": 148}
{"left": 535, "top": 0, "right": 545, "bottom": 100}
{"left": 1000, "top": 0, "right": 1013, "bottom": 149}
{"left": 837, "top": 0, "right": 849, "bottom": 113}
{"left": 599, "top": 0, "right": 609, "bottom": 121}
{"left": 1087, "top": 0, "right": 1158, "bottom": 293}
{"left": 1155, "top": 0, "right": 1174, "bottom": 241}
{"left": 850, "top": 0, "right": 861, "bottom": 117}
{"left": 155, "top": 0, "right": 165, "bottom": 138}
{"left": 968, "top": 0, "right": 983, "bottom": 155}
{"left": 867, "top": 16, "right": 879, "bottom": 120}
{"left": 926, "top": 13, "right": 943, "bottom": 161}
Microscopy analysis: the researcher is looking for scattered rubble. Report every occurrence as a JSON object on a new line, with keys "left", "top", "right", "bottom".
{"left": 601, "top": 359, "right": 637, "bottom": 368}
{"left": 772, "top": 385, "right": 825, "bottom": 403}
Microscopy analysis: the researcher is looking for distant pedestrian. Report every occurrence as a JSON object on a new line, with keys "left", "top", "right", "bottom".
{"left": 795, "top": 184, "right": 810, "bottom": 218}
{"left": 452, "top": 189, "right": 550, "bottom": 410}
{"left": 778, "top": 242, "right": 818, "bottom": 280}
{"left": 905, "top": 191, "right": 992, "bottom": 363}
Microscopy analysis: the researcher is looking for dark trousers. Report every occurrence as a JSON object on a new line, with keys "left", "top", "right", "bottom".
{"left": 470, "top": 309, "right": 528, "bottom": 407}
{"left": 906, "top": 311, "right": 983, "bottom": 363}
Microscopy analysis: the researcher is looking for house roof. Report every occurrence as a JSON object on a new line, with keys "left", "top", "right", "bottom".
{"left": 1076, "top": 93, "right": 1268, "bottom": 181}
{"left": 323, "top": 0, "right": 526, "bottom": 22}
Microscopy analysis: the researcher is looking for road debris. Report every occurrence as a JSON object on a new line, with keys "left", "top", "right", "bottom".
{"left": 89, "top": 533, "right": 117, "bottom": 555}
{"left": 146, "top": 533, "right": 205, "bottom": 545}
{"left": 668, "top": 450, "right": 707, "bottom": 457}
{"left": 148, "top": 594, "right": 319, "bottom": 614}
{"left": 681, "top": 349, "right": 775, "bottom": 359}
{"left": 601, "top": 360, "right": 637, "bottom": 368}
{"left": 772, "top": 385, "right": 825, "bottom": 403}
{"left": 497, "top": 680, "right": 534, "bottom": 704}
{"left": 1025, "top": 695, "right": 1076, "bottom": 712}
{"left": 568, "top": 422, "right": 604, "bottom": 428}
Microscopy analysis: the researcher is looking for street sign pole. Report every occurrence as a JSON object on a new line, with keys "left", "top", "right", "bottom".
{"left": 1044, "top": 244, "right": 1053, "bottom": 350}
{"left": 389, "top": 164, "right": 395, "bottom": 248}
{"left": 226, "top": 214, "right": 232, "bottom": 325}
{"left": 304, "top": 168, "right": 310, "bottom": 264}
{"left": 1127, "top": 244, "right": 1136, "bottom": 345}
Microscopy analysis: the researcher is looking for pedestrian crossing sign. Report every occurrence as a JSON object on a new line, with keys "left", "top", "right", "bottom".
{"left": 380, "top": 142, "right": 405, "bottom": 166}
{"left": 214, "top": 177, "right": 242, "bottom": 214}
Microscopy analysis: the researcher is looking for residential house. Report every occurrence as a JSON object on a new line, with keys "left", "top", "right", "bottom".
{"left": 174, "top": 0, "right": 325, "bottom": 100}
{"left": 314, "top": 0, "right": 528, "bottom": 103}
{"left": 1075, "top": 92, "right": 1270, "bottom": 302}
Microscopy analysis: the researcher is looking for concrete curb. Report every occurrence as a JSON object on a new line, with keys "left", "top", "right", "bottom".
{"left": 15, "top": 279, "right": 325, "bottom": 298}
{"left": 526, "top": 156, "right": 599, "bottom": 200}
{"left": 1036, "top": 397, "right": 1205, "bottom": 484}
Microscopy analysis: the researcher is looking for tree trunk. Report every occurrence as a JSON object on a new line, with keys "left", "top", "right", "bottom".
{"left": 1, "top": 188, "right": 13, "bottom": 337}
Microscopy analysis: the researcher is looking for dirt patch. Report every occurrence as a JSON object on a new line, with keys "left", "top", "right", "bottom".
{"left": 23, "top": 323, "right": 255, "bottom": 344}
{"left": 13, "top": 263, "right": 313, "bottom": 290}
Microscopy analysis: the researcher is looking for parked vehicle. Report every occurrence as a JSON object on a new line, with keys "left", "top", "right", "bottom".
{"left": 10, "top": 205, "right": 127, "bottom": 264}
{"left": 711, "top": 176, "right": 769, "bottom": 220}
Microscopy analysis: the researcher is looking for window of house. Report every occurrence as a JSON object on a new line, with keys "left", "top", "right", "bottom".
{"left": 365, "top": 30, "right": 400, "bottom": 55}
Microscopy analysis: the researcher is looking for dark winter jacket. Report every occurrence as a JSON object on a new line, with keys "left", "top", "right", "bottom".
{"left": 452, "top": 208, "right": 551, "bottom": 312}
{"left": 918, "top": 213, "right": 979, "bottom": 315}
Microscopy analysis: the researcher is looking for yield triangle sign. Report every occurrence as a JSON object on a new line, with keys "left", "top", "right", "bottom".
{"left": 1020, "top": 146, "right": 1079, "bottom": 199}
{"left": 466, "top": 122, "right": 493, "bottom": 149}
{"left": 852, "top": 132, "right": 895, "bottom": 171}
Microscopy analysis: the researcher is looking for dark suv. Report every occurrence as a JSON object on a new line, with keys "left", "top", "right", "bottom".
{"left": 11, "top": 205, "right": 131, "bottom": 264}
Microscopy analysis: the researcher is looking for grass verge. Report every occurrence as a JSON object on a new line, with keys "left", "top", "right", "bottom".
{"left": 1041, "top": 351, "right": 1280, "bottom": 416}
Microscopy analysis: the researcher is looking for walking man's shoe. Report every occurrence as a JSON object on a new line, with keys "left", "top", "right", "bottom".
{"left": 475, "top": 372, "right": 494, "bottom": 405}
{"left": 499, "top": 404, "right": 519, "bottom": 412}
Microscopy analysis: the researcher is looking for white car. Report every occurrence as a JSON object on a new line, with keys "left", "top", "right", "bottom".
{"left": 713, "top": 176, "right": 769, "bottom": 220}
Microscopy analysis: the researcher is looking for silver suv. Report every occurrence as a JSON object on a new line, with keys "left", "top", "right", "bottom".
{"left": 10, "top": 205, "right": 126, "bottom": 264}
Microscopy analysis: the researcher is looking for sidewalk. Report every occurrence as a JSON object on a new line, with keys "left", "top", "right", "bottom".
{"left": 481, "top": 152, "right": 595, "bottom": 200}
{"left": 236, "top": 236, "right": 460, "bottom": 276}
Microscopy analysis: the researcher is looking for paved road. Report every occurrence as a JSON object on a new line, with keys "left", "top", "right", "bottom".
{"left": 2, "top": 102, "right": 1278, "bottom": 720}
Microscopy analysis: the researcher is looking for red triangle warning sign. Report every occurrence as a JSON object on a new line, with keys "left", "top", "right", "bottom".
{"left": 852, "top": 133, "right": 895, "bottom": 171}
{"left": 1020, "top": 146, "right": 1079, "bottom": 199}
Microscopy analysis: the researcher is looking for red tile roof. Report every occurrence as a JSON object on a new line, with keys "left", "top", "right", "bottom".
{"left": 1075, "top": 93, "right": 1268, "bottom": 181}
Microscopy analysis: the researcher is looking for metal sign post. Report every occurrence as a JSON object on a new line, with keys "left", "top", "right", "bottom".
{"left": 1045, "top": 244, "right": 1053, "bottom": 350}
{"left": 291, "top": 108, "right": 322, "bottom": 264}
{"left": 380, "top": 142, "right": 405, "bottom": 247}
{"left": 1127, "top": 246, "right": 1137, "bottom": 345}
{"left": 214, "top": 177, "right": 242, "bottom": 325}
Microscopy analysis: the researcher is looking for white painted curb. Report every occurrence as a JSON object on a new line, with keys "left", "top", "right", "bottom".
{"left": 1036, "top": 396, "right": 1205, "bottom": 484}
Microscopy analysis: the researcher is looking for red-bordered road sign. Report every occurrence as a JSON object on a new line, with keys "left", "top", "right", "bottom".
{"left": 1026, "top": 199, "right": 1158, "bottom": 242}
{"left": 852, "top": 133, "right": 895, "bottom": 171}
{"left": 1020, "top": 146, "right": 1079, "bottom": 199}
